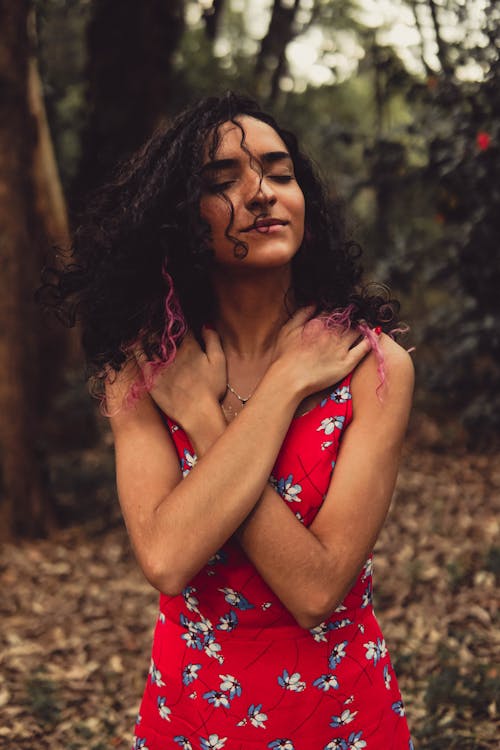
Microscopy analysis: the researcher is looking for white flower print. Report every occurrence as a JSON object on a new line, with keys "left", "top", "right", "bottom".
{"left": 132, "top": 738, "right": 149, "bottom": 750}
{"left": 174, "top": 737, "right": 193, "bottom": 750}
{"left": 248, "top": 703, "right": 268, "bottom": 728}
{"left": 321, "top": 441, "right": 334, "bottom": 450}
{"left": 313, "top": 673, "right": 339, "bottom": 691}
{"left": 277, "top": 669, "right": 306, "bottom": 692}
{"left": 331, "top": 386, "right": 351, "bottom": 403}
{"left": 182, "top": 586, "right": 200, "bottom": 613}
{"left": 200, "top": 734, "right": 227, "bottom": 750}
{"left": 148, "top": 659, "right": 165, "bottom": 687}
{"left": 324, "top": 740, "right": 347, "bottom": 750}
{"left": 268, "top": 740, "right": 295, "bottom": 749}
{"left": 276, "top": 474, "right": 302, "bottom": 503}
{"left": 330, "top": 709, "right": 358, "bottom": 727}
{"left": 217, "top": 611, "right": 238, "bottom": 632}
{"left": 361, "top": 584, "right": 372, "bottom": 608}
{"left": 158, "top": 612, "right": 165, "bottom": 624}
{"left": 157, "top": 696, "right": 171, "bottom": 721}
{"left": 328, "top": 640, "right": 348, "bottom": 669}
{"left": 182, "top": 663, "right": 201, "bottom": 685}
{"left": 218, "top": 587, "right": 254, "bottom": 610}
{"left": 361, "top": 557, "right": 373, "bottom": 580}
{"left": 317, "top": 415, "right": 345, "bottom": 435}
{"left": 181, "top": 448, "right": 197, "bottom": 477}
{"left": 347, "top": 731, "right": 367, "bottom": 749}
{"left": 219, "top": 674, "right": 241, "bottom": 699}
{"left": 364, "top": 637, "right": 387, "bottom": 666}
{"left": 309, "top": 622, "right": 330, "bottom": 642}
{"left": 333, "top": 602, "right": 347, "bottom": 613}
{"left": 203, "top": 690, "right": 230, "bottom": 709}
{"left": 392, "top": 700, "right": 406, "bottom": 716}
{"left": 383, "top": 664, "right": 392, "bottom": 689}
{"left": 203, "top": 633, "right": 223, "bottom": 661}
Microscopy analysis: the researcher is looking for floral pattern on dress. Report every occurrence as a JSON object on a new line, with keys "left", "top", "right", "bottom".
{"left": 134, "top": 374, "right": 412, "bottom": 749}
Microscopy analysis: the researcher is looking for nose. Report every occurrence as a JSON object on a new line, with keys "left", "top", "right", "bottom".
{"left": 245, "top": 172, "right": 277, "bottom": 211}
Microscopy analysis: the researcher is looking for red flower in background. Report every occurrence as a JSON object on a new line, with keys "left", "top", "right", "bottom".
{"left": 476, "top": 131, "right": 491, "bottom": 150}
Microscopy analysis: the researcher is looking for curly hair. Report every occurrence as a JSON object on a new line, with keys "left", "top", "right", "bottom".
{"left": 41, "top": 91, "right": 400, "bottom": 397}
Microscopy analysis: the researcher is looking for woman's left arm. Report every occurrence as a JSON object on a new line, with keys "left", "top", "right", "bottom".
{"left": 237, "top": 335, "right": 414, "bottom": 628}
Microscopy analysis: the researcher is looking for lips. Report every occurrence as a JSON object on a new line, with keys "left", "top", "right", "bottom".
{"left": 241, "top": 218, "right": 289, "bottom": 233}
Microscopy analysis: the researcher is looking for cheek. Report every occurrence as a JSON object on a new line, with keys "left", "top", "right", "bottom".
{"left": 200, "top": 198, "right": 232, "bottom": 238}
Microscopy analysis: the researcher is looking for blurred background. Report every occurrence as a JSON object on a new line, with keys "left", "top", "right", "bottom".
{"left": 0, "top": 1, "right": 498, "bottom": 748}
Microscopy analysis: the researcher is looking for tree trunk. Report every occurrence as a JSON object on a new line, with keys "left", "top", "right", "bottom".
{"left": 73, "top": 0, "right": 185, "bottom": 203}
{"left": 254, "top": 0, "right": 301, "bottom": 103}
{"left": 203, "top": 0, "right": 226, "bottom": 41}
{"left": 0, "top": 1, "right": 54, "bottom": 538}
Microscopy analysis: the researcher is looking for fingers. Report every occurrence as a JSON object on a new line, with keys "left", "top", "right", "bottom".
{"left": 201, "top": 325, "right": 225, "bottom": 363}
{"left": 347, "top": 334, "right": 373, "bottom": 366}
{"left": 284, "top": 305, "right": 317, "bottom": 331}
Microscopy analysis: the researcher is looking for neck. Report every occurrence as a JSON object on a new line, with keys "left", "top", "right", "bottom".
{"left": 211, "top": 265, "right": 295, "bottom": 359}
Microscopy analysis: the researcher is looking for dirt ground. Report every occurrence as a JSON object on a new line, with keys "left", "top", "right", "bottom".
{"left": 0, "top": 444, "right": 498, "bottom": 749}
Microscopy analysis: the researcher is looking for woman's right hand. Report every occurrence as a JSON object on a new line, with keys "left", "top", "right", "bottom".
{"left": 140, "top": 327, "right": 227, "bottom": 428}
{"left": 273, "top": 306, "right": 373, "bottom": 398}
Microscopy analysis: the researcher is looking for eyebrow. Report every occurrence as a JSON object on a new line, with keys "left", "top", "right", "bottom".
{"left": 201, "top": 150, "right": 293, "bottom": 174}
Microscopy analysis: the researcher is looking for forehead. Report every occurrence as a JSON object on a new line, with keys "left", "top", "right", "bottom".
{"left": 207, "top": 115, "right": 288, "bottom": 160}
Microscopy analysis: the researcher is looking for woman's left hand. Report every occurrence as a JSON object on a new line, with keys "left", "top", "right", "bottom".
{"left": 139, "top": 327, "right": 227, "bottom": 428}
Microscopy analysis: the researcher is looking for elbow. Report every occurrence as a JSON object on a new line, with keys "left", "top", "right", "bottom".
{"left": 293, "top": 589, "right": 342, "bottom": 630}
{"left": 140, "top": 553, "right": 186, "bottom": 598}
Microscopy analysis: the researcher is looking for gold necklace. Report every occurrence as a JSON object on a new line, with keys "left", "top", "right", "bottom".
{"left": 225, "top": 382, "right": 254, "bottom": 405}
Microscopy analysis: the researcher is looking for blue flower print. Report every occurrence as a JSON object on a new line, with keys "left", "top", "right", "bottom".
{"left": 217, "top": 610, "right": 238, "bottom": 632}
{"left": 179, "top": 615, "right": 204, "bottom": 651}
{"left": 330, "top": 708, "right": 358, "bottom": 727}
{"left": 317, "top": 415, "right": 345, "bottom": 435}
{"left": 328, "top": 640, "right": 348, "bottom": 669}
{"left": 203, "top": 690, "right": 230, "bottom": 709}
{"left": 309, "top": 622, "right": 330, "bottom": 642}
{"left": 182, "top": 663, "right": 201, "bottom": 685}
{"left": 331, "top": 386, "right": 351, "bottom": 403}
{"left": 277, "top": 669, "right": 306, "bottom": 692}
{"left": 409, "top": 740, "right": 415, "bottom": 750}
{"left": 347, "top": 731, "right": 367, "bottom": 749}
{"left": 392, "top": 700, "right": 406, "bottom": 716}
{"left": 324, "top": 740, "right": 347, "bottom": 750}
{"left": 330, "top": 617, "right": 353, "bottom": 631}
{"left": 182, "top": 586, "right": 200, "bottom": 613}
{"left": 208, "top": 549, "right": 228, "bottom": 567}
{"left": 219, "top": 673, "right": 242, "bottom": 699}
{"left": 157, "top": 696, "right": 171, "bottom": 721}
{"left": 361, "top": 584, "right": 372, "bottom": 608}
{"left": 132, "top": 738, "right": 149, "bottom": 750}
{"left": 276, "top": 474, "right": 302, "bottom": 503}
{"left": 383, "top": 664, "right": 391, "bottom": 689}
{"left": 218, "top": 587, "right": 254, "bottom": 610}
{"left": 203, "top": 632, "right": 223, "bottom": 661}
{"left": 199, "top": 735, "right": 227, "bottom": 750}
{"left": 248, "top": 703, "right": 268, "bottom": 728}
{"left": 148, "top": 659, "right": 165, "bottom": 687}
{"left": 361, "top": 557, "right": 373, "bottom": 580}
{"left": 268, "top": 741, "right": 295, "bottom": 750}
{"left": 364, "top": 637, "right": 387, "bottom": 666}
{"left": 313, "top": 674, "right": 339, "bottom": 691}
{"left": 181, "top": 448, "right": 197, "bottom": 476}
{"left": 174, "top": 737, "right": 193, "bottom": 750}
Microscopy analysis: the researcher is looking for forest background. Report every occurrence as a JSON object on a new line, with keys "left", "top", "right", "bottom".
{"left": 0, "top": 1, "right": 498, "bottom": 748}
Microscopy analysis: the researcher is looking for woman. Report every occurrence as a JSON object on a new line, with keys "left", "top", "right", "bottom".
{"left": 52, "top": 92, "right": 414, "bottom": 749}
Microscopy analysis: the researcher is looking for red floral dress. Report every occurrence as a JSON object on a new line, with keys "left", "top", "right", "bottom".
{"left": 132, "top": 373, "right": 413, "bottom": 750}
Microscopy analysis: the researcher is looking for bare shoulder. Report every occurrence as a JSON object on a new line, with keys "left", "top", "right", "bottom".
{"left": 351, "top": 333, "right": 415, "bottom": 407}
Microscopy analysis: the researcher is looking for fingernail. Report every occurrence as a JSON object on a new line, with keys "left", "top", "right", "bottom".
{"left": 374, "top": 326, "right": 382, "bottom": 335}
{"left": 204, "top": 323, "right": 215, "bottom": 331}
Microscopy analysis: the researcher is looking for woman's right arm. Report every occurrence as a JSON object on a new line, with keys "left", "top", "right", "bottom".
{"left": 108, "top": 312, "right": 370, "bottom": 597}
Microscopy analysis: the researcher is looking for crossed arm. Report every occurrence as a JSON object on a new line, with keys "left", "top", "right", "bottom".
{"left": 109, "top": 329, "right": 413, "bottom": 628}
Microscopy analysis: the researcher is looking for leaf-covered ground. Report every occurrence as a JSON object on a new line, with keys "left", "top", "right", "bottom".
{"left": 1, "top": 442, "right": 498, "bottom": 749}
